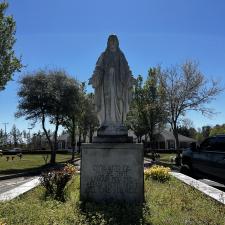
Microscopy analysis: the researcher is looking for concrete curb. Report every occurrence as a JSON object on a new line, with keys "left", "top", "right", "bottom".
{"left": 171, "top": 172, "right": 225, "bottom": 205}
{"left": 0, "top": 177, "right": 40, "bottom": 202}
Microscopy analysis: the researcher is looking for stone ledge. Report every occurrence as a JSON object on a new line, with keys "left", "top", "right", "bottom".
{"left": 0, "top": 177, "right": 40, "bottom": 202}
{"left": 171, "top": 172, "right": 225, "bottom": 205}
{"left": 82, "top": 143, "right": 143, "bottom": 149}
{"left": 81, "top": 143, "right": 144, "bottom": 203}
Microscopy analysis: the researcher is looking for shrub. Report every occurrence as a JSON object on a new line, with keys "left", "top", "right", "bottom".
{"left": 144, "top": 165, "right": 171, "bottom": 182}
{"left": 0, "top": 221, "right": 6, "bottom": 225}
{"left": 40, "top": 163, "right": 76, "bottom": 201}
{"left": 17, "top": 153, "right": 23, "bottom": 159}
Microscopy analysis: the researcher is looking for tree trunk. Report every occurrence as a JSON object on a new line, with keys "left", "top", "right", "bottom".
{"left": 51, "top": 119, "right": 59, "bottom": 164}
{"left": 71, "top": 116, "right": 76, "bottom": 161}
{"left": 173, "top": 128, "right": 179, "bottom": 150}
{"left": 138, "top": 136, "right": 141, "bottom": 143}
{"left": 89, "top": 126, "right": 93, "bottom": 143}
{"left": 42, "top": 114, "right": 53, "bottom": 164}
{"left": 173, "top": 125, "right": 181, "bottom": 166}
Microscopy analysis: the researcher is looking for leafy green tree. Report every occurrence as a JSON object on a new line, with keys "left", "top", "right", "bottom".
{"left": 63, "top": 83, "right": 98, "bottom": 158}
{"left": 209, "top": 124, "right": 225, "bottom": 136}
{"left": 126, "top": 69, "right": 167, "bottom": 145}
{"left": 76, "top": 84, "right": 98, "bottom": 144}
{"left": 177, "top": 126, "right": 197, "bottom": 138}
{"left": 0, "top": 128, "right": 4, "bottom": 146}
{"left": 0, "top": 2, "right": 22, "bottom": 91}
{"left": 126, "top": 75, "right": 148, "bottom": 142}
{"left": 16, "top": 69, "right": 80, "bottom": 163}
{"left": 202, "top": 125, "right": 211, "bottom": 138}
{"left": 62, "top": 83, "right": 82, "bottom": 160}
{"left": 177, "top": 119, "right": 197, "bottom": 138}
{"left": 79, "top": 92, "right": 99, "bottom": 143}
{"left": 143, "top": 67, "right": 167, "bottom": 145}
{"left": 9, "top": 124, "right": 22, "bottom": 147}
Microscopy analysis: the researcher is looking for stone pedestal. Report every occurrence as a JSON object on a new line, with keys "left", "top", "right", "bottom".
{"left": 80, "top": 143, "right": 144, "bottom": 203}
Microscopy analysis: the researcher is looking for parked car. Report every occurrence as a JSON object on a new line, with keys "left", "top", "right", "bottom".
{"left": 8, "top": 148, "right": 22, "bottom": 153}
{"left": 181, "top": 135, "right": 225, "bottom": 183}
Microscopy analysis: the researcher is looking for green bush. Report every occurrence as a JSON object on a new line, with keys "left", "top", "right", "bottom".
{"left": 40, "top": 163, "right": 76, "bottom": 201}
{"left": 144, "top": 165, "right": 171, "bottom": 182}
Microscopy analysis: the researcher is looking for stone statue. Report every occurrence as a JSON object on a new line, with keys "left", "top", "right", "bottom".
{"left": 89, "top": 35, "right": 134, "bottom": 137}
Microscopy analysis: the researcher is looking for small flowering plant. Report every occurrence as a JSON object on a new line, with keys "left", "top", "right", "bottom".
{"left": 63, "top": 163, "right": 77, "bottom": 175}
{"left": 40, "top": 163, "right": 76, "bottom": 201}
{"left": 144, "top": 165, "right": 171, "bottom": 182}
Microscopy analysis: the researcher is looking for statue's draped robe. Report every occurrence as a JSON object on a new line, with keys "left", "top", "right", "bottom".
{"left": 91, "top": 49, "right": 133, "bottom": 126}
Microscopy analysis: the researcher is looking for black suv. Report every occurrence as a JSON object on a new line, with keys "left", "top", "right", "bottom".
{"left": 181, "top": 135, "right": 225, "bottom": 183}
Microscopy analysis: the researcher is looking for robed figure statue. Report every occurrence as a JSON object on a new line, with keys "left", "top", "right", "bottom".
{"left": 89, "top": 35, "right": 134, "bottom": 137}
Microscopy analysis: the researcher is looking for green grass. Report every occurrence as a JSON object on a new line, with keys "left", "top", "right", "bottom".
{"left": 0, "top": 154, "right": 73, "bottom": 175}
{"left": 1, "top": 175, "right": 225, "bottom": 225}
{"left": 159, "top": 153, "right": 176, "bottom": 163}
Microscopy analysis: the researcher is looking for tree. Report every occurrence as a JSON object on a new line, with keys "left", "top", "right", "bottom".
{"left": 0, "top": 128, "right": 4, "bottom": 146}
{"left": 209, "top": 124, "right": 225, "bottom": 136}
{"left": 0, "top": 2, "right": 23, "bottom": 91}
{"left": 79, "top": 92, "right": 99, "bottom": 143}
{"left": 9, "top": 124, "right": 22, "bottom": 147}
{"left": 202, "top": 125, "right": 211, "bottom": 138}
{"left": 126, "top": 75, "right": 148, "bottom": 142}
{"left": 62, "top": 83, "right": 82, "bottom": 160}
{"left": 177, "top": 119, "right": 197, "bottom": 138}
{"left": 63, "top": 83, "right": 99, "bottom": 159}
{"left": 160, "top": 60, "right": 222, "bottom": 153}
{"left": 142, "top": 67, "right": 167, "bottom": 145}
{"left": 16, "top": 69, "right": 80, "bottom": 163}
{"left": 126, "top": 69, "right": 167, "bottom": 145}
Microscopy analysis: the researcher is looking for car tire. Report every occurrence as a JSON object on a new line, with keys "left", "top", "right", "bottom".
{"left": 180, "top": 164, "right": 193, "bottom": 177}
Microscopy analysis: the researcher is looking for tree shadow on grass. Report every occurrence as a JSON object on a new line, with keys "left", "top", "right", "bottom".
{"left": 0, "top": 165, "right": 47, "bottom": 175}
{"left": 0, "top": 163, "right": 66, "bottom": 179}
{"left": 79, "top": 201, "right": 152, "bottom": 225}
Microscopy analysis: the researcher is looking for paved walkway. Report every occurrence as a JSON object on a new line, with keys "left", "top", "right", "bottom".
{"left": 0, "top": 176, "right": 35, "bottom": 195}
{"left": 0, "top": 176, "right": 40, "bottom": 201}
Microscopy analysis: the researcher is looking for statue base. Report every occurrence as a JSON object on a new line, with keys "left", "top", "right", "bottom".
{"left": 80, "top": 143, "right": 144, "bottom": 203}
{"left": 93, "top": 136, "right": 133, "bottom": 143}
{"left": 97, "top": 123, "right": 128, "bottom": 136}
{"left": 93, "top": 123, "right": 133, "bottom": 143}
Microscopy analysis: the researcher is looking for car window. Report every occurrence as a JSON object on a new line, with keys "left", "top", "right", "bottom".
{"left": 200, "top": 138, "right": 217, "bottom": 151}
{"left": 215, "top": 137, "right": 225, "bottom": 152}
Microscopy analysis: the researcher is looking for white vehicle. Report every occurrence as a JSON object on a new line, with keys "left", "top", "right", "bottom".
{"left": 8, "top": 148, "right": 22, "bottom": 152}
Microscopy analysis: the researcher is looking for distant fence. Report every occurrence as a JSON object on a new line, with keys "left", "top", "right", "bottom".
{"left": 144, "top": 149, "right": 184, "bottom": 154}
{"left": 1, "top": 150, "right": 69, "bottom": 155}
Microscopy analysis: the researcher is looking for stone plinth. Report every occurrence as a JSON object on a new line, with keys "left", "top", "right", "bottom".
{"left": 80, "top": 143, "right": 144, "bottom": 203}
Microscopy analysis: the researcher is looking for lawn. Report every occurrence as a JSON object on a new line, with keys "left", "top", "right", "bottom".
{"left": 159, "top": 153, "right": 176, "bottom": 163}
{"left": 0, "top": 175, "right": 225, "bottom": 225}
{"left": 0, "top": 154, "right": 73, "bottom": 175}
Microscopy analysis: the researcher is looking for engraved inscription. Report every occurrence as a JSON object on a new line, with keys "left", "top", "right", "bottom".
{"left": 85, "top": 164, "right": 138, "bottom": 194}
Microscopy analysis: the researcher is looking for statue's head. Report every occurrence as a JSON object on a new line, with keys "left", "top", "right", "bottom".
{"left": 107, "top": 34, "right": 119, "bottom": 52}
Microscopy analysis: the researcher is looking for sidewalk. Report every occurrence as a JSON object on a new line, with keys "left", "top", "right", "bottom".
{"left": 0, "top": 176, "right": 35, "bottom": 195}
{"left": 0, "top": 176, "right": 40, "bottom": 201}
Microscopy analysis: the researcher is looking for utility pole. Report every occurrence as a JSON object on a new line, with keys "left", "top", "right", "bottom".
{"left": 1, "top": 122, "right": 9, "bottom": 146}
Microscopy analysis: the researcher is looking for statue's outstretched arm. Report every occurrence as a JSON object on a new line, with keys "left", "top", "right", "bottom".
{"left": 89, "top": 54, "right": 104, "bottom": 87}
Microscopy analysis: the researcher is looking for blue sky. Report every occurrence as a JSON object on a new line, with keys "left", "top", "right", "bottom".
{"left": 0, "top": 0, "right": 225, "bottom": 134}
